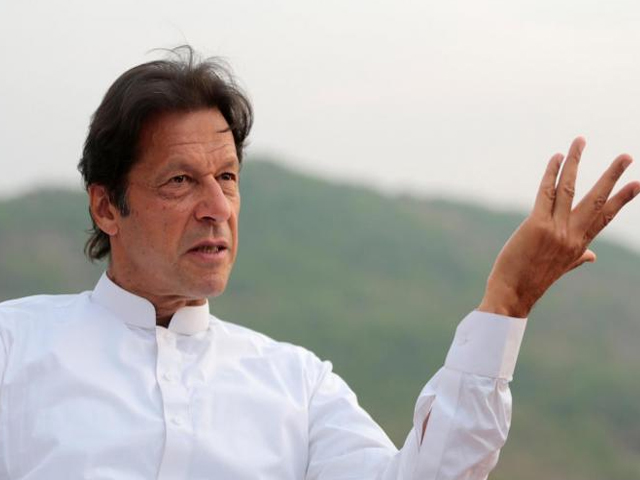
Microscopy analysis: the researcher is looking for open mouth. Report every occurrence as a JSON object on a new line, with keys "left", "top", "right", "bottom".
{"left": 191, "top": 245, "right": 226, "bottom": 254}
{"left": 186, "top": 241, "right": 230, "bottom": 261}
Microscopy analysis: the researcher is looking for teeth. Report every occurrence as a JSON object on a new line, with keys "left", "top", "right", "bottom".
{"left": 197, "top": 246, "right": 221, "bottom": 253}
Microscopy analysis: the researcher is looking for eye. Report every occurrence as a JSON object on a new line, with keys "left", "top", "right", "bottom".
{"left": 169, "top": 174, "right": 190, "bottom": 184}
{"left": 219, "top": 172, "right": 237, "bottom": 182}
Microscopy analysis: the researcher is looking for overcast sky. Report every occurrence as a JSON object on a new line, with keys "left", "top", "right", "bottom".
{"left": 1, "top": 0, "right": 639, "bottom": 251}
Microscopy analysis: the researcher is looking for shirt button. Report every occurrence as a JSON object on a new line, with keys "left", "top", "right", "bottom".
{"left": 159, "top": 331, "right": 176, "bottom": 347}
{"left": 171, "top": 416, "right": 185, "bottom": 427}
{"left": 162, "top": 371, "right": 176, "bottom": 382}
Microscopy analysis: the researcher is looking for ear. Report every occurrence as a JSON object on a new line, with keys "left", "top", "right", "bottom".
{"left": 88, "top": 184, "right": 120, "bottom": 237}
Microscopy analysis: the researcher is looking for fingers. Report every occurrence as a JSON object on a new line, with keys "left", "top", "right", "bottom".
{"left": 583, "top": 181, "right": 640, "bottom": 243}
{"left": 553, "top": 136, "right": 586, "bottom": 224}
{"left": 572, "top": 154, "right": 633, "bottom": 232}
{"left": 532, "top": 153, "right": 563, "bottom": 218}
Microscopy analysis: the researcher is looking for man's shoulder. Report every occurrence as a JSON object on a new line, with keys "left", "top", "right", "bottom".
{"left": 0, "top": 291, "right": 91, "bottom": 324}
{"left": 211, "top": 316, "right": 329, "bottom": 374}
{"left": 212, "top": 316, "right": 312, "bottom": 355}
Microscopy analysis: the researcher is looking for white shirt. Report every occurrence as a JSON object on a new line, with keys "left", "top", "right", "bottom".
{"left": 0, "top": 273, "right": 526, "bottom": 480}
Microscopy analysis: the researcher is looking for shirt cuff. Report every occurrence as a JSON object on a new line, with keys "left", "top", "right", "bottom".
{"left": 444, "top": 310, "right": 526, "bottom": 380}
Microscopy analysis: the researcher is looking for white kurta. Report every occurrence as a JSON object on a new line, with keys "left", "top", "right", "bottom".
{"left": 0, "top": 273, "right": 526, "bottom": 479}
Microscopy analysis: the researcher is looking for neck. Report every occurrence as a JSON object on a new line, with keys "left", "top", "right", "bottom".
{"left": 106, "top": 269, "right": 206, "bottom": 327}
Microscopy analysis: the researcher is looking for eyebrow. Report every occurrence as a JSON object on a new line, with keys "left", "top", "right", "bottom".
{"left": 156, "top": 159, "right": 197, "bottom": 177}
{"left": 217, "top": 157, "right": 241, "bottom": 171}
{"left": 157, "top": 156, "right": 240, "bottom": 177}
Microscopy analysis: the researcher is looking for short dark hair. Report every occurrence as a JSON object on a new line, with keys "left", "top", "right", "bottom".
{"left": 78, "top": 46, "right": 253, "bottom": 261}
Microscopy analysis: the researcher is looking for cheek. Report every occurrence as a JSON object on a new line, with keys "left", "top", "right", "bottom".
{"left": 129, "top": 205, "right": 187, "bottom": 252}
{"left": 231, "top": 198, "right": 241, "bottom": 236}
{"left": 156, "top": 205, "right": 191, "bottom": 246}
{"left": 230, "top": 213, "right": 240, "bottom": 248}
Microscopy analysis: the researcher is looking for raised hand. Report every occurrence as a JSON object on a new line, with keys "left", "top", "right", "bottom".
{"left": 478, "top": 137, "right": 640, "bottom": 318}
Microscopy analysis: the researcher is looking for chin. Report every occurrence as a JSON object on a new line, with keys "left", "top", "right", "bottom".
{"left": 203, "top": 284, "right": 226, "bottom": 299}
{"left": 189, "top": 275, "right": 229, "bottom": 299}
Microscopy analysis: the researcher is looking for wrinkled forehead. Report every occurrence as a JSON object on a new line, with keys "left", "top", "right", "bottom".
{"left": 135, "top": 109, "right": 238, "bottom": 167}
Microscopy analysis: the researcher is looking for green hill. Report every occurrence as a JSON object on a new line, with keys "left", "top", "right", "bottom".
{"left": 1, "top": 159, "right": 639, "bottom": 479}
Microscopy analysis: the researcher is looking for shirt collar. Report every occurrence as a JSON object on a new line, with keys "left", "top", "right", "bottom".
{"left": 91, "top": 272, "right": 211, "bottom": 335}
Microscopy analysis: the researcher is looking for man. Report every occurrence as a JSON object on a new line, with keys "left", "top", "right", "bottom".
{"left": 0, "top": 47, "right": 637, "bottom": 479}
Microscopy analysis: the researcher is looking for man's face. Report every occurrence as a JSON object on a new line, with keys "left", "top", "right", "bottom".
{"left": 108, "top": 108, "right": 241, "bottom": 304}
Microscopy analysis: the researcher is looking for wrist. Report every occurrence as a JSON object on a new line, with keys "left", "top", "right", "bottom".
{"left": 478, "top": 281, "right": 532, "bottom": 318}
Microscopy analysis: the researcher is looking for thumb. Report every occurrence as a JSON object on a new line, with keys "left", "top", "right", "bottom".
{"left": 566, "top": 249, "right": 597, "bottom": 273}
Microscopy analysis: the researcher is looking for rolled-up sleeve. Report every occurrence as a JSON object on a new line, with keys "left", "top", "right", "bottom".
{"left": 306, "top": 311, "right": 526, "bottom": 480}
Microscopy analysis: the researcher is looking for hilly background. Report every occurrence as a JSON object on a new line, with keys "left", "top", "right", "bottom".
{"left": 1, "top": 160, "right": 639, "bottom": 479}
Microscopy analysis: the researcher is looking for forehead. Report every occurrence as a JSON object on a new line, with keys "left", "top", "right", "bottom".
{"left": 136, "top": 109, "right": 238, "bottom": 170}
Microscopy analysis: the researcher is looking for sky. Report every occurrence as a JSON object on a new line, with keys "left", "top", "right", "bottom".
{"left": 1, "top": 0, "right": 640, "bottom": 251}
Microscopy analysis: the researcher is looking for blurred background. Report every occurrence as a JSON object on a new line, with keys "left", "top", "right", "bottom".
{"left": 1, "top": 1, "right": 639, "bottom": 479}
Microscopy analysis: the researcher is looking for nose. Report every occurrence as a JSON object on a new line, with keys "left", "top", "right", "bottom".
{"left": 194, "top": 176, "right": 232, "bottom": 223}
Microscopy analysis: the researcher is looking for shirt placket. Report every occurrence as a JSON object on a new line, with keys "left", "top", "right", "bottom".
{"left": 155, "top": 328, "right": 193, "bottom": 479}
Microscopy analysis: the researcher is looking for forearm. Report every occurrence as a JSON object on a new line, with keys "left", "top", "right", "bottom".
{"left": 383, "top": 312, "right": 525, "bottom": 480}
